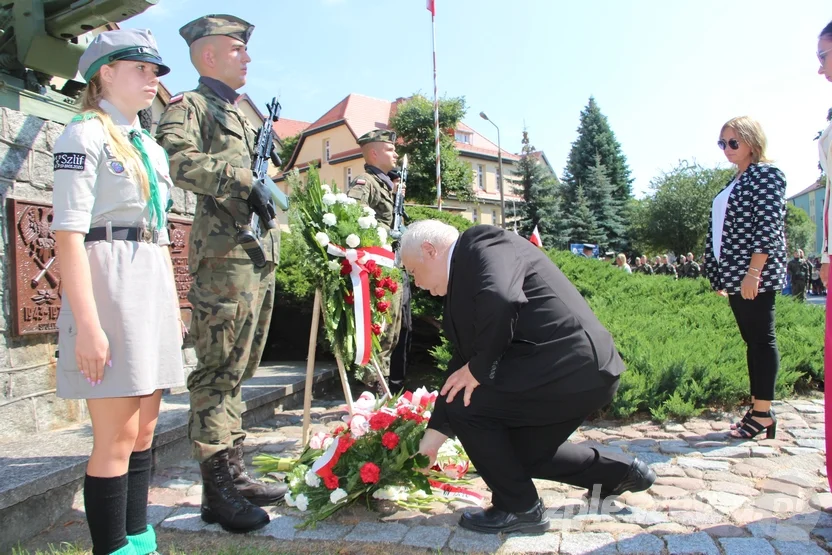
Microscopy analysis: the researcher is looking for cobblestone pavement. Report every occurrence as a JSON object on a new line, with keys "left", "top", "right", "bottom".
{"left": 45, "top": 396, "right": 832, "bottom": 554}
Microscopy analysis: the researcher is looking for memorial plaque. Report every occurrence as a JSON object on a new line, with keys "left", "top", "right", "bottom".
{"left": 7, "top": 199, "right": 61, "bottom": 335}
{"left": 6, "top": 200, "right": 195, "bottom": 335}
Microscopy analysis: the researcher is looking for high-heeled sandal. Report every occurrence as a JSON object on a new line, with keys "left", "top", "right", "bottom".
{"left": 730, "top": 407, "right": 775, "bottom": 430}
{"left": 731, "top": 410, "right": 777, "bottom": 439}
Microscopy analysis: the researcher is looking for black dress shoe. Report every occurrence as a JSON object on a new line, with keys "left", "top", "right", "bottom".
{"left": 459, "top": 498, "right": 550, "bottom": 535}
{"left": 599, "top": 457, "right": 656, "bottom": 498}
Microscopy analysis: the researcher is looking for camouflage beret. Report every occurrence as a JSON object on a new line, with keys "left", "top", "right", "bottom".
{"left": 179, "top": 14, "right": 254, "bottom": 47}
{"left": 357, "top": 129, "right": 396, "bottom": 146}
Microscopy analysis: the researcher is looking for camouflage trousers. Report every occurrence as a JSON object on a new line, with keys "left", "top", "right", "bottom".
{"left": 791, "top": 280, "right": 807, "bottom": 302}
{"left": 357, "top": 280, "right": 404, "bottom": 385}
{"left": 186, "top": 258, "right": 275, "bottom": 462}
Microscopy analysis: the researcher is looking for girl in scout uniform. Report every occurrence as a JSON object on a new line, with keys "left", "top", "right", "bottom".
{"left": 51, "top": 29, "right": 184, "bottom": 555}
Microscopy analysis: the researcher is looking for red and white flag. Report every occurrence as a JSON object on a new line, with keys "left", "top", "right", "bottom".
{"left": 529, "top": 225, "right": 542, "bottom": 248}
{"left": 426, "top": 0, "right": 436, "bottom": 16}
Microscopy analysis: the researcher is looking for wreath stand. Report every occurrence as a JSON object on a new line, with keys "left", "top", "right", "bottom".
{"left": 301, "top": 288, "right": 392, "bottom": 446}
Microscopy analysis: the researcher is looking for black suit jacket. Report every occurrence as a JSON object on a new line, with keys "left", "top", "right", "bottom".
{"left": 442, "top": 225, "right": 624, "bottom": 393}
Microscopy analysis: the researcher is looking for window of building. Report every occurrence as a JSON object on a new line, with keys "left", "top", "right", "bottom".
{"left": 344, "top": 167, "right": 352, "bottom": 190}
{"left": 472, "top": 209, "right": 479, "bottom": 223}
{"left": 492, "top": 209, "right": 498, "bottom": 224}
{"left": 455, "top": 130, "right": 472, "bottom": 144}
{"left": 477, "top": 164, "right": 485, "bottom": 190}
{"left": 324, "top": 139, "right": 331, "bottom": 162}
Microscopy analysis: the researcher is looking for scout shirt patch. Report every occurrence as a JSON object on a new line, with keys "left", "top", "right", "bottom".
{"left": 110, "top": 160, "right": 126, "bottom": 174}
{"left": 169, "top": 93, "right": 184, "bottom": 104}
{"left": 53, "top": 153, "right": 86, "bottom": 171}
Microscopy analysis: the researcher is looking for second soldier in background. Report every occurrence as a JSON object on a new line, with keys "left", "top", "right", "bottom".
{"left": 155, "top": 14, "right": 285, "bottom": 533}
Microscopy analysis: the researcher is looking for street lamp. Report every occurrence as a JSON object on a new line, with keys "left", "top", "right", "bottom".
{"left": 479, "top": 111, "right": 505, "bottom": 228}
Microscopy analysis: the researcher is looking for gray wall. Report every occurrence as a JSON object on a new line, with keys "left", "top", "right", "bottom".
{"left": 0, "top": 107, "right": 196, "bottom": 444}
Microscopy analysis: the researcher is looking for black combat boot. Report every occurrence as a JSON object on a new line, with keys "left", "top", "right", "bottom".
{"left": 200, "top": 450, "right": 269, "bottom": 533}
{"left": 228, "top": 440, "right": 287, "bottom": 506}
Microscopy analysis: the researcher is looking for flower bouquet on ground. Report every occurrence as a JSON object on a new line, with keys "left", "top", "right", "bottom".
{"left": 285, "top": 166, "right": 400, "bottom": 377}
{"left": 253, "top": 388, "right": 481, "bottom": 528}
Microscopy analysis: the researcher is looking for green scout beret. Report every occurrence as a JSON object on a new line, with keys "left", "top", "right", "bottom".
{"left": 357, "top": 129, "right": 396, "bottom": 146}
{"left": 78, "top": 28, "right": 170, "bottom": 82}
{"left": 179, "top": 14, "right": 255, "bottom": 47}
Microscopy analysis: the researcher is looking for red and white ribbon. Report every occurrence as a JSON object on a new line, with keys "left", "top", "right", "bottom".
{"left": 326, "top": 244, "right": 396, "bottom": 366}
{"left": 429, "top": 479, "right": 485, "bottom": 506}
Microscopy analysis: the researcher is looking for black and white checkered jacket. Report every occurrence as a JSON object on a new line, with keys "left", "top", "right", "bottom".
{"left": 704, "top": 163, "right": 787, "bottom": 295}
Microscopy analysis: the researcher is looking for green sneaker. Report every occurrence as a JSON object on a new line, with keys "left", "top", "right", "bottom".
{"left": 126, "top": 525, "right": 157, "bottom": 555}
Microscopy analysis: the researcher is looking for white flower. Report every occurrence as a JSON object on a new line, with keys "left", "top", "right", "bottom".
{"left": 330, "top": 488, "right": 348, "bottom": 504}
{"left": 321, "top": 184, "right": 332, "bottom": 194}
{"left": 309, "top": 432, "right": 330, "bottom": 450}
{"left": 327, "top": 260, "right": 341, "bottom": 272}
{"left": 305, "top": 469, "right": 321, "bottom": 487}
{"left": 285, "top": 491, "right": 295, "bottom": 507}
{"left": 363, "top": 206, "right": 376, "bottom": 216}
{"left": 422, "top": 410, "right": 431, "bottom": 419}
{"left": 322, "top": 193, "right": 337, "bottom": 206}
{"left": 372, "top": 486, "right": 407, "bottom": 501}
{"left": 295, "top": 493, "right": 309, "bottom": 511}
{"left": 322, "top": 436, "right": 334, "bottom": 450}
{"left": 335, "top": 193, "right": 350, "bottom": 204}
{"left": 377, "top": 227, "right": 388, "bottom": 244}
{"left": 322, "top": 213, "right": 337, "bottom": 227}
{"left": 358, "top": 216, "right": 378, "bottom": 230}
{"left": 315, "top": 232, "right": 330, "bottom": 247}
{"left": 346, "top": 234, "right": 360, "bottom": 248}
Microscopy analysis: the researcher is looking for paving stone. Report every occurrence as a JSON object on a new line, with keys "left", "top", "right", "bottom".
{"left": 646, "top": 522, "right": 692, "bottom": 535}
{"left": 616, "top": 533, "right": 665, "bottom": 554}
{"left": 730, "top": 506, "right": 778, "bottom": 526}
{"left": 665, "top": 423, "right": 687, "bottom": 433}
{"left": 786, "top": 429, "right": 825, "bottom": 439}
{"left": 719, "top": 537, "right": 775, "bottom": 555}
{"left": 654, "top": 477, "right": 706, "bottom": 490}
{"left": 619, "top": 491, "right": 656, "bottom": 509}
{"left": 770, "top": 540, "right": 830, "bottom": 555}
{"left": 655, "top": 498, "right": 711, "bottom": 512}
{"left": 752, "top": 494, "right": 808, "bottom": 514}
{"left": 769, "top": 471, "right": 820, "bottom": 489}
{"left": 500, "top": 532, "right": 561, "bottom": 554}
{"left": 656, "top": 466, "right": 688, "bottom": 478}
{"left": 448, "top": 528, "right": 504, "bottom": 553}
{"left": 257, "top": 514, "right": 300, "bottom": 540}
{"left": 796, "top": 440, "right": 825, "bottom": 451}
{"left": 401, "top": 526, "right": 451, "bottom": 549}
{"left": 294, "top": 522, "right": 353, "bottom": 540}
{"left": 160, "top": 478, "right": 195, "bottom": 490}
{"left": 707, "top": 481, "right": 759, "bottom": 497}
{"left": 702, "top": 523, "right": 748, "bottom": 537}
{"left": 790, "top": 404, "right": 823, "bottom": 414}
{"left": 693, "top": 441, "right": 730, "bottom": 448}
{"left": 559, "top": 532, "right": 617, "bottom": 555}
{"left": 809, "top": 492, "right": 832, "bottom": 512}
{"left": 677, "top": 457, "right": 730, "bottom": 471}
{"left": 615, "top": 507, "right": 670, "bottom": 525}
{"left": 782, "top": 447, "right": 821, "bottom": 456}
{"left": 659, "top": 440, "right": 696, "bottom": 455}
{"left": 147, "top": 504, "right": 175, "bottom": 526}
{"left": 750, "top": 446, "right": 778, "bottom": 458}
{"left": 702, "top": 471, "right": 754, "bottom": 485}
{"left": 812, "top": 528, "right": 832, "bottom": 541}
{"left": 160, "top": 507, "right": 211, "bottom": 532}
{"left": 747, "top": 521, "right": 811, "bottom": 542}
{"left": 650, "top": 485, "right": 688, "bottom": 499}
{"left": 668, "top": 511, "right": 724, "bottom": 528}
{"left": 702, "top": 445, "right": 751, "bottom": 459}
{"left": 665, "top": 531, "right": 720, "bottom": 554}
{"left": 343, "top": 522, "right": 407, "bottom": 543}
{"left": 583, "top": 521, "right": 642, "bottom": 534}
{"left": 760, "top": 479, "right": 810, "bottom": 499}
{"left": 696, "top": 491, "right": 749, "bottom": 514}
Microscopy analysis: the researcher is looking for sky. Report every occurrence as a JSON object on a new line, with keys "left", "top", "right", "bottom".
{"left": 124, "top": 0, "right": 832, "bottom": 199}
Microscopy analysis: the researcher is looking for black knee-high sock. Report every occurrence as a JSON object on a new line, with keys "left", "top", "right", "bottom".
{"left": 84, "top": 474, "right": 129, "bottom": 555}
{"left": 126, "top": 449, "right": 153, "bottom": 536}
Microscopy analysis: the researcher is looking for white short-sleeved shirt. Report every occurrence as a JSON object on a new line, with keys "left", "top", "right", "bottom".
{"left": 712, "top": 176, "right": 739, "bottom": 261}
{"left": 51, "top": 99, "right": 173, "bottom": 245}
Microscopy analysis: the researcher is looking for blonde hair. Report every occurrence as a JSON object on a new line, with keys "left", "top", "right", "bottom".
{"left": 616, "top": 253, "right": 626, "bottom": 264}
{"left": 79, "top": 69, "right": 150, "bottom": 199}
{"left": 721, "top": 116, "right": 771, "bottom": 165}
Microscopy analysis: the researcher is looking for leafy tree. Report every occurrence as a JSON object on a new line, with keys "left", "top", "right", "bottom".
{"left": 632, "top": 161, "right": 733, "bottom": 256}
{"left": 389, "top": 95, "right": 473, "bottom": 204}
{"left": 567, "top": 184, "right": 604, "bottom": 246}
{"left": 278, "top": 132, "right": 301, "bottom": 171}
{"left": 512, "top": 129, "right": 567, "bottom": 247}
{"left": 785, "top": 203, "right": 816, "bottom": 254}
{"left": 562, "top": 96, "right": 633, "bottom": 206}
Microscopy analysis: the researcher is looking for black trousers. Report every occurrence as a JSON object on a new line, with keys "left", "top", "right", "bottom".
{"left": 728, "top": 291, "right": 779, "bottom": 401}
{"left": 432, "top": 374, "right": 632, "bottom": 513}
{"left": 389, "top": 274, "right": 411, "bottom": 386}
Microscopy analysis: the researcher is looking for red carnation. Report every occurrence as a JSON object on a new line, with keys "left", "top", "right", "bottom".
{"left": 374, "top": 287, "right": 386, "bottom": 299}
{"left": 323, "top": 473, "right": 340, "bottom": 490}
{"left": 365, "top": 260, "right": 378, "bottom": 274}
{"left": 397, "top": 406, "right": 417, "bottom": 421}
{"left": 382, "top": 432, "right": 400, "bottom": 450}
{"left": 344, "top": 292, "right": 354, "bottom": 305}
{"left": 369, "top": 411, "right": 396, "bottom": 430}
{"left": 371, "top": 323, "right": 382, "bottom": 336}
{"left": 377, "top": 277, "right": 390, "bottom": 289}
{"left": 360, "top": 462, "right": 381, "bottom": 484}
{"left": 388, "top": 281, "right": 398, "bottom": 294}
{"left": 376, "top": 301, "right": 390, "bottom": 313}
{"left": 371, "top": 266, "right": 383, "bottom": 279}
{"left": 336, "top": 434, "right": 355, "bottom": 454}
{"left": 341, "top": 259, "right": 352, "bottom": 276}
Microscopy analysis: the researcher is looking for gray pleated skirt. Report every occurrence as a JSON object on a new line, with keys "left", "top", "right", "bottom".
{"left": 56, "top": 239, "right": 185, "bottom": 399}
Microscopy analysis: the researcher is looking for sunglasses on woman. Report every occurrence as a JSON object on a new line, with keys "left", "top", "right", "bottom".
{"left": 718, "top": 138, "right": 740, "bottom": 151}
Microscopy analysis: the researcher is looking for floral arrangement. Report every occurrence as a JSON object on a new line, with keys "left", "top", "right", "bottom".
{"left": 253, "top": 388, "right": 480, "bottom": 527}
{"left": 286, "top": 166, "right": 401, "bottom": 371}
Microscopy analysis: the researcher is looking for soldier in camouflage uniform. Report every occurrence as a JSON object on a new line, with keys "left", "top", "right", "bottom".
{"left": 155, "top": 14, "right": 284, "bottom": 533}
{"left": 347, "top": 129, "right": 407, "bottom": 388}
{"left": 685, "top": 252, "right": 701, "bottom": 278}
{"left": 787, "top": 249, "right": 811, "bottom": 302}
{"left": 640, "top": 255, "right": 654, "bottom": 275}
{"left": 653, "top": 256, "right": 664, "bottom": 275}
{"left": 663, "top": 255, "right": 678, "bottom": 279}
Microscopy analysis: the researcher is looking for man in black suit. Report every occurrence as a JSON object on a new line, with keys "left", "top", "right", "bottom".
{"left": 401, "top": 221, "right": 655, "bottom": 535}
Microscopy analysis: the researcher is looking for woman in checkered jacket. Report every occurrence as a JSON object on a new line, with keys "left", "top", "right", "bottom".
{"left": 704, "top": 116, "right": 786, "bottom": 441}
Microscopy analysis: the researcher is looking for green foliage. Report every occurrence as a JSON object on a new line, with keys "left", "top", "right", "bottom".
{"left": 567, "top": 184, "right": 605, "bottom": 246}
{"left": 785, "top": 203, "right": 816, "bottom": 254}
{"left": 389, "top": 95, "right": 473, "bottom": 204}
{"left": 278, "top": 132, "right": 300, "bottom": 170}
{"left": 585, "top": 154, "right": 626, "bottom": 251}
{"left": 548, "top": 251, "right": 824, "bottom": 420}
{"left": 428, "top": 335, "right": 453, "bottom": 372}
{"left": 274, "top": 231, "right": 316, "bottom": 307}
{"left": 631, "top": 161, "right": 734, "bottom": 256}
{"left": 513, "top": 129, "right": 568, "bottom": 248}
{"left": 562, "top": 96, "right": 633, "bottom": 248}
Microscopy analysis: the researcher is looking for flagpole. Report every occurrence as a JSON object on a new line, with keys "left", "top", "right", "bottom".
{"left": 431, "top": 3, "right": 442, "bottom": 211}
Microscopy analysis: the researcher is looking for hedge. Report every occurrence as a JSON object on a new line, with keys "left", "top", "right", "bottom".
{"left": 274, "top": 209, "right": 825, "bottom": 420}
